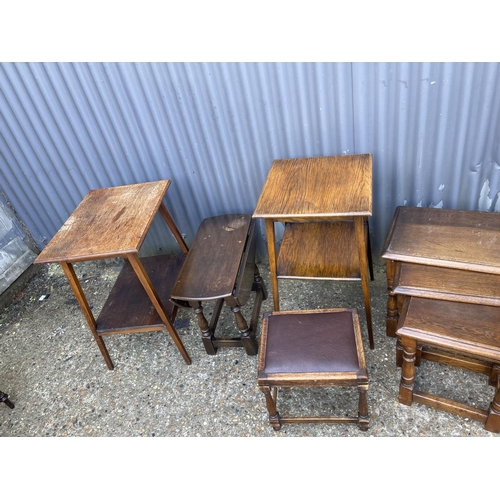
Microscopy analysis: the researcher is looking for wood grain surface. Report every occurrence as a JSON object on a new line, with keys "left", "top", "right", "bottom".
{"left": 253, "top": 154, "right": 372, "bottom": 218}
{"left": 35, "top": 180, "right": 170, "bottom": 263}
{"left": 382, "top": 206, "right": 500, "bottom": 273}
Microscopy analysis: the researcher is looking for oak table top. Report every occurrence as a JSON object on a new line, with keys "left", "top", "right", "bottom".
{"left": 35, "top": 180, "right": 171, "bottom": 264}
{"left": 381, "top": 205, "right": 500, "bottom": 274}
{"left": 253, "top": 154, "right": 372, "bottom": 219}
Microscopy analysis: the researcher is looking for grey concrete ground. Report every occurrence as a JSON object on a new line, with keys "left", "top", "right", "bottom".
{"left": 0, "top": 257, "right": 498, "bottom": 438}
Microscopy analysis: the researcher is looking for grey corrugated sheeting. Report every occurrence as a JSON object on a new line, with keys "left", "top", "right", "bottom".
{"left": 1, "top": 62, "right": 500, "bottom": 260}
{"left": 352, "top": 62, "right": 500, "bottom": 246}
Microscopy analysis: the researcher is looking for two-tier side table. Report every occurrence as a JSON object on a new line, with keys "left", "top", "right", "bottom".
{"left": 34, "top": 180, "right": 192, "bottom": 370}
{"left": 253, "top": 154, "right": 374, "bottom": 349}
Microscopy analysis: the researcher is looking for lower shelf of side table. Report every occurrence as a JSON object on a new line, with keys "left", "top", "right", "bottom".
{"left": 277, "top": 221, "right": 361, "bottom": 280}
{"left": 96, "top": 254, "right": 186, "bottom": 334}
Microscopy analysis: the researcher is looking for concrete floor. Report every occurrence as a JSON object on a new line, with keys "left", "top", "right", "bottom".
{"left": 1, "top": 256, "right": 498, "bottom": 440}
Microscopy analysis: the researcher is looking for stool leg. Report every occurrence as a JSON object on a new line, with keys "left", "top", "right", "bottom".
{"left": 485, "top": 384, "right": 500, "bottom": 433}
{"left": 398, "top": 337, "right": 417, "bottom": 406}
{"left": 357, "top": 382, "right": 369, "bottom": 431}
{"left": 260, "top": 385, "right": 281, "bottom": 431}
{"left": 0, "top": 391, "right": 14, "bottom": 409}
{"left": 225, "top": 297, "right": 258, "bottom": 356}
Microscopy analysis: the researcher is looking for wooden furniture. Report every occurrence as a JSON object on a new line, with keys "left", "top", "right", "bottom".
{"left": 0, "top": 391, "right": 14, "bottom": 409}
{"left": 170, "top": 214, "right": 267, "bottom": 355}
{"left": 253, "top": 154, "right": 374, "bottom": 349}
{"left": 34, "top": 180, "right": 192, "bottom": 370}
{"left": 381, "top": 206, "right": 500, "bottom": 371}
{"left": 257, "top": 308, "right": 369, "bottom": 431}
{"left": 396, "top": 296, "right": 500, "bottom": 433}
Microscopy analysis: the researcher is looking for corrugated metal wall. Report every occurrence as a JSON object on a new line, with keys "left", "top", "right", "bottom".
{"left": 1, "top": 62, "right": 499, "bottom": 261}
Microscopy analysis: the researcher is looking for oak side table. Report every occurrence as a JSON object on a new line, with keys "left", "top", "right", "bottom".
{"left": 253, "top": 154, "right": 374, "bottom": 349}
{"left": 381, "top": 206, "right": 500, "bottom": 374}
{"left": 34, "top": 180, "right": 192, "bottom": 370}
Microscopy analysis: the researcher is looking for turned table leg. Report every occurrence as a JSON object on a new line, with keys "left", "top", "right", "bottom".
{"left": 189, "top": 300, "right": 218, "bottom": 355}
{"left": 485, "top": 372, "right": 500, "bottom": 433}
{"left": 225, "top": 296, "right": 258, "bottom": 355}
{"left": 398, "top": 337, "right": 417, "bottom": 406}
{"left": 385, "top": 259, "right": 399, "bottom": 338}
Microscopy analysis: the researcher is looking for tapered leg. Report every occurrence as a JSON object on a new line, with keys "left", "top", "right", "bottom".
{"left": 128, "top": 254, "right": 191, "bottom": 365}
{"left": 355, "top": 217, "right": 374, "bottom": 349}
{"left": 61, "top": 262, "right": 114, "bottom": 370}
{"left": 364, "top": 216, "right": 374, "bottom": 281}
{"left": 265, "top": 219, "right": 280, "bottom": 311}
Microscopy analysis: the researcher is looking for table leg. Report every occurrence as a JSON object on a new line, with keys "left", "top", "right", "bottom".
{"left": 60, "top": 261, "right": 114, "bottom": 370}
{"left": 265, "top": 219, "right": 280, "bottom": 311}
{"left": 485, "top": 380, "right": 500, "bottom": 433}
{"left": 158, "top": 203, "right": 189, "bottom": 254}
{"left": 364, "top": 216, "right": 374, "bottom": 281}
{"left": 225, "top": 295, "right": 258, "bottom": 355}
{"left": 354, "top": 217, "right": 374, "bottom": 349}
{"left": 385, "top": 259, "right": 399, "bottom": 337}
{"left": 189, "top": 300, "right": 218, "bottom": 355}
{"left": 398, "top": 336, "right": 417, "bottom": 406}
{"left": 127, "top": 254, "right": 192, "bottom": 365}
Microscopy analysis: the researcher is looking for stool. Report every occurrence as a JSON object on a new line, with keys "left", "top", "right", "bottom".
{"left": 0, "top": 391, "right": 14, "bottom": 409}
{"left": 171, "top": 214, "right": 267, "bottom": 355}
{"left": 396, "top": 296, "right": 500, "bottom": 433}
{"left": 257, "top": 308, "right": 369, "bottom": 431}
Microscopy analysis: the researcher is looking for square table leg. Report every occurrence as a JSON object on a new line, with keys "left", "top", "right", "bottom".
{"left": 127, "top": 254, "right": 191, "bottom": 365}
{"left": 60, "top": 261, "right": 114, "bottom": 370}
{"left": 354, "top": 217, "right": 374, "bottom": 349}
{"left": 265, "top": 219, "right": 280, "bottom": 311}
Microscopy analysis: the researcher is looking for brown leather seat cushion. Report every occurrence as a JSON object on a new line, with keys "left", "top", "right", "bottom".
{"left": 263, "top": 311, "right": 360, "bottom": 374}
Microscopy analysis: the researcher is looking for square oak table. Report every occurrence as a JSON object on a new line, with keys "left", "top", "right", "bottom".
{"left": 253, "top": 154, "right": 374, "bottom": 349}
{"left": 34, "top": 180, "right": 192, "bottom": 370}
{"left": 381, "top": 206, "right": 500, "bottom": 375}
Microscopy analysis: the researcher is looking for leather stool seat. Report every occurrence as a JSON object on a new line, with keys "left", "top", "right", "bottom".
{"left": 257, "top": 308, "right": 369, "bottom": 431}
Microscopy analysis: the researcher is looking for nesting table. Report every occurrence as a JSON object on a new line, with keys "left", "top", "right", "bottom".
{"left": 34, "top": 180, "right": 192, "bottom": 370}
{"left": 253, "top": 154, "right": 374, "bottom": 348}
{"left": 381, "top": 205, "right": 500, "bottom": 373}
